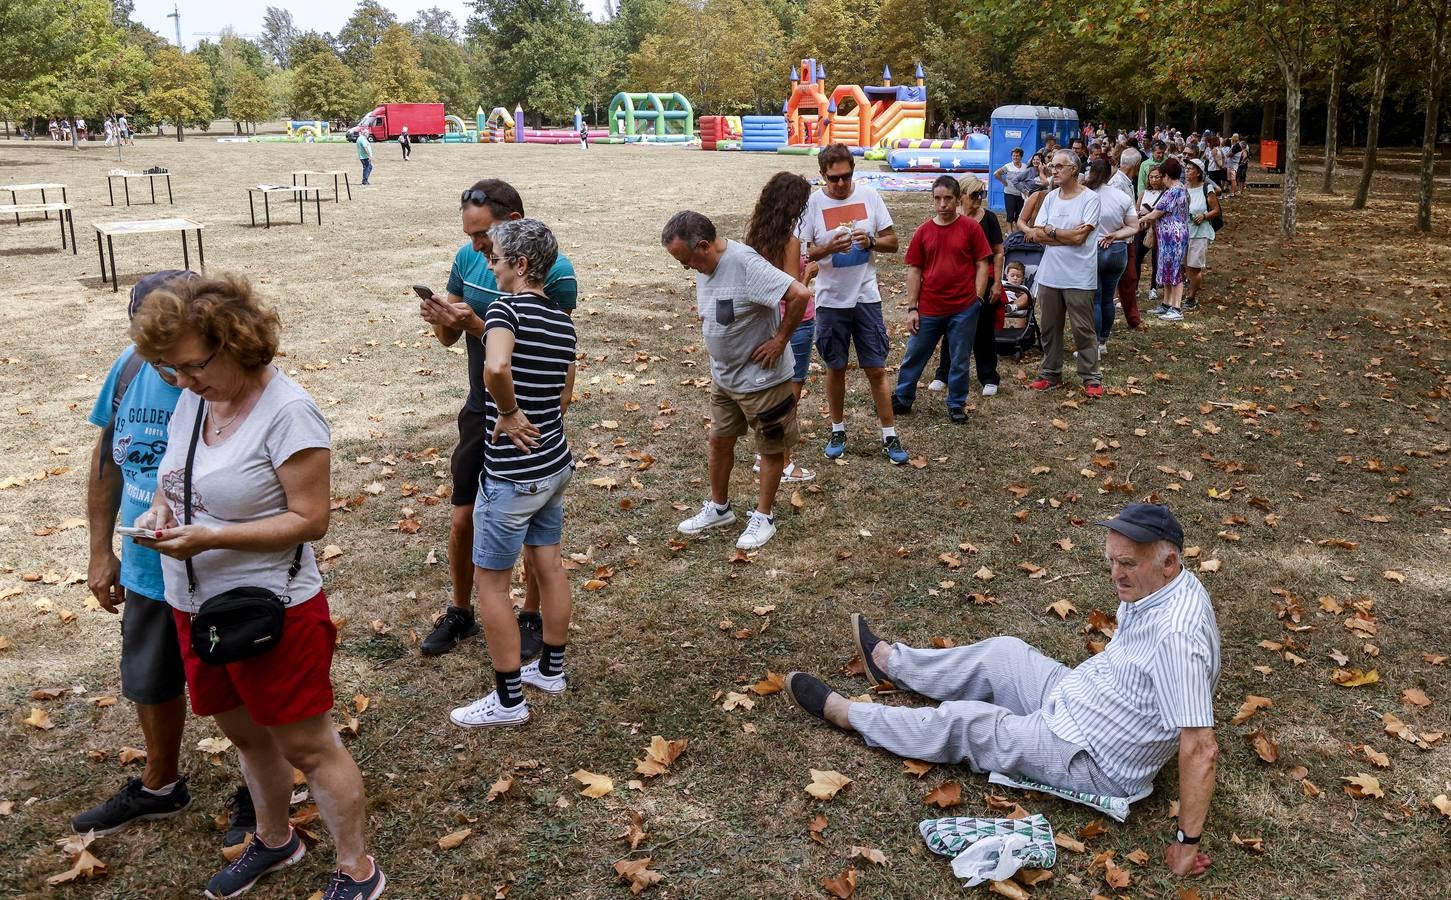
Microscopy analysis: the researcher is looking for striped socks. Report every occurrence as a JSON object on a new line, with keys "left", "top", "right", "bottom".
{"left": 495, "top": 669, "right": 524, "bottom": 707}
{"left": 539, "top": 643, "right": 566, "bottom": 678}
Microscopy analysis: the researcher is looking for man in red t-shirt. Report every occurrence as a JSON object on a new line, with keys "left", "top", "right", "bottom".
{"left": 891, "top": 176, "right": 992, "bottom": 424}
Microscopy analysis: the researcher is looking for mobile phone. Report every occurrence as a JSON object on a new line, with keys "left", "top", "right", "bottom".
{"left": 116, "top": 525, "right": 158, "bottom": 539}
{"left": 412, "top": 284, "right": 436, "bottom": 301}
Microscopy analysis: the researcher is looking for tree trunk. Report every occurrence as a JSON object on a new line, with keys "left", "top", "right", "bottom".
{"left": 1418, "top": 0, "right": 1450, "bottom": 232}
{"left": 1192, "top": 101, "right": 1200, "bottom": 132}
{"left": 176, "top": 124, "right": 184, "bottom": 142}
{"left": 1261, "top": 100, "right": 1277, "bottom": 140}
{"left": 1322, "top": 42, "right": 1344, "bottom": 193}
{"left": 1222, "top": 108, "right": 1232, "bottom": 136}
{"left": 1282, "top": 73, "right": 1302, "bottom": 237}
{"left": 1140, "top": 100, "right": 1148, "bottom": 132}
{"left": 1355, "top": 19, "right": 1394, "bottom": 210}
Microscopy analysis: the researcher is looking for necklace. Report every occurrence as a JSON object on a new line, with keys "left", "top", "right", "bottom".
{"left": 209, "top": 410, "right": 242, "bottom": 435}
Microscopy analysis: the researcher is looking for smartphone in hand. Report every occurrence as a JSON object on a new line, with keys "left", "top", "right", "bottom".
{"left": 116, "top": 525, "right": 158, "bottom": 540}
{"left": 412, "top": 284, "right": 436, "bottom": 301}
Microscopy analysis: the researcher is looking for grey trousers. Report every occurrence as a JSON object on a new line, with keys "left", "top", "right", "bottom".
{"left": 847, "top": 636, "right": 1124, "bottom": 795}
{"left": 1037, "top": 285, "right": 1101, "bottom": 382}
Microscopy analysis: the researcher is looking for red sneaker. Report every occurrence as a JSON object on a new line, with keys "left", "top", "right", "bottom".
{"left": 1028, "top": 377, "right": 1061, "bottom": 392}
{"left": 1084, "top": 383, "right": 1104, "bottom": 399}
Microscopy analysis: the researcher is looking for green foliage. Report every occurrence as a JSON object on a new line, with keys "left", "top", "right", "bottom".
{"left": 338, "top": 0, "right": 399, "bottom": 69}
{"left": 417, "top": 33, "right": 475, "bottom": 113}
{"left": 469, "top": 0, "right": 598, "bottom": 122}
{"left": 411, "top": 7, "right": 461, "bottom": 40}
{"left": 630, "top": 0, "right": 784, "bottom": 114}
{"left": 227, "top": 70, "right": 273, "bottom": 131}
{"left": 142, "top": 47, "right": 214, "bottom": 139}
{"left": 265, "top": 68, "right": 296, "bottom": 119}
{"left": 291, "top": 52, "right": 362, "bottom": 120}
{"left": 368, "top": 25, "right": 435, "bottom": 104}
{"left": 261, "top": 7, "right": 300, "bottom": 68}
{"left": 291, "top": 32, "right": 338, "bottom": 68}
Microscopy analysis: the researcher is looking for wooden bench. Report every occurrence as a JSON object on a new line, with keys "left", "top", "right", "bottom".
{"left": 1, "top": 183, "right": 68, "bottom": 225}
{"left": 291, "top": 170, "right": 352, "bottom": 202}
{"left": 107, "top": 171, "right": 174, "bottom": 207}
{"left": 247, "top": 185, "right": 324, "bottom": 228}
{"left": 93, "top": 218, "right": 205, "bottom": 292}
{"left": 0, "top": 203, "right": 76, "bottom": 253}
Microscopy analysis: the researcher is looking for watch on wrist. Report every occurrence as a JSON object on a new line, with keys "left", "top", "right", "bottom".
{"left": 1176, "top": 829, "right": 1200, "bottom": 844}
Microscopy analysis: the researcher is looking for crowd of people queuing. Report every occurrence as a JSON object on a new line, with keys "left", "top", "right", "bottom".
{"left": 45, "top": 113, "right": 134, "bottom": 145}
{"left": 72, "top": 123, "right": 1237, "bottom": 895}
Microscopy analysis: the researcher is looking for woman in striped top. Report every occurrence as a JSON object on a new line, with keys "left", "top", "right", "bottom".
{"left": 449, "top": 218, "right": 579, "bottom": 730}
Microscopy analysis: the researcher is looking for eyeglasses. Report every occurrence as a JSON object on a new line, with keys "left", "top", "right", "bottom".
{"left": 824, "top": 172, "right": 853, "bottom": 183}
{"left": 1048, "top": 163, "right": 1071, "bottom": 170}
{"left": 488, "top": 255, "right": 512, "bottom": 265}
{"left": 460, "top": 189, "right": 491, "bottom": 206}
{"left": 153, "top": 349, "right": 217, "bottom": 379}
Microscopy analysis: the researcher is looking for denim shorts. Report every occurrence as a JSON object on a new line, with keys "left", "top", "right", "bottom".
{"left": 815, "top": 303, "right": 890, "bottom": 370}
{"left": 789, "top": 319, "right": 815, "bottom": 382}
{"left": 472, "top": 464, "right": 574, "bottom": 570}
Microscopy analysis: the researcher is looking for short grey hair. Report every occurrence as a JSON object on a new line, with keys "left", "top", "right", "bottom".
{"left": 489, "top": 218, "right": 557, "bottom": 285}
{"left": 1119, "top": 147, "right": 1142, "bottom": 172}
{"left": 661, "top": 210, "right": 716, "bottom": 247}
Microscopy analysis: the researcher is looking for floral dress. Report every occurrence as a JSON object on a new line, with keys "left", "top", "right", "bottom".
{"left": 1154, "top": 184, "right": 1190, "bottom": 287}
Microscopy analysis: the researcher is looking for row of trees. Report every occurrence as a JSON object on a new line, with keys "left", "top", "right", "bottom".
{"left": 0, "top": 0, "right": 1445, "bottom": 232}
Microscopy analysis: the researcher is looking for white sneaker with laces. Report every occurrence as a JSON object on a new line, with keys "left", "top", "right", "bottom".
{"left": 1098, "top": 343, "right": 1108, "bottom": 355}
{"left": 927, "top": 379, "right": 947, "bottom": 392}
{"left": 735, "top": 510, "right": 777, "bottom": 550}
{"left": 678, "top": 500, "right": 737, "bottom": 535}
{"left": 1161, "top": 308, "right": 1184, "bottom": 322}
{"left": 1148, "top": 288, "right": 1159, "bottom": 302}
{"left": 981, "top": 384, "right": 998, "bottom": 396}
{"left": 520, "top": 660, "right": 567, "bottom": 695}
{"left": 449, "top": 692, "right": 529, "bottom": 728}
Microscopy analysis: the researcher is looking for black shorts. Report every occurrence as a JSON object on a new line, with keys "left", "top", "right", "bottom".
{"left": 814, "top": 303, "right": 890, "bottom": 370}
{"left": 450, "top": 405, "right": 488, "bottom": 507}
{"left": 1004, "top": 193, "right": 1024, "bottom": 223}
{"left": 120, "top": 590, "right": 185, "bottom": 705}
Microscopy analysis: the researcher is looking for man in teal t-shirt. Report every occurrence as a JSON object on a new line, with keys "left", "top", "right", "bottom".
{"left": 356, "top": 131, "right": 374, "bottom": 185}
{"left": 71, "top": 271, "right": 251, "bottom": 844}
{"left": 417, "top": 178, "right": 577, "bottom": 661}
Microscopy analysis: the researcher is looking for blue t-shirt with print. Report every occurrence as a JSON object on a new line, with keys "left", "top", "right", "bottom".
{"left": 86, "top": 346, "right": 183, "bottom": 602}
{"left": 446, "top": 243, "right": 577, "bottom": 413}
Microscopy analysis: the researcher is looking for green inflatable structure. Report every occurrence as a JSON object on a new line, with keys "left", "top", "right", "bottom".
{"left": 606, "top": 92, "right": 694, "bottom": 143}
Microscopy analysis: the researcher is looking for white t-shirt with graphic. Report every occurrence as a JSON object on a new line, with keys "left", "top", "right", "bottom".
{"left": 798, "top": 183, "right": 893, "bottom": 309}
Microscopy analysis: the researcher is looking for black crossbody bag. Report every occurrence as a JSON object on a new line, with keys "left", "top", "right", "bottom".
{"left": 183, "top": 401, "right": 301, "bottom": 665}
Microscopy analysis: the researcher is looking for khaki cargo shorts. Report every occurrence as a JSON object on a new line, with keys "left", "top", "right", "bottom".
{"left": 709, "top": 379, "right": 799, "bottom": 455}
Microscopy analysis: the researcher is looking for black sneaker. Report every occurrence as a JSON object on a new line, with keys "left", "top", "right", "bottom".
{"left": 223, "top": 785, "right": 255, "bottom": 847}
{"left": 322, "top": 856, "right": 386, "bottom": 899}
{"left": 71, "top": 776, "right": 191, "bottom": 836}
{"left": 204, "top": 827, "right": 305, "bottom": 898}
{"left": 947, "top": 407, "right": 968, "bottom": 425}
{"left": 784, "top": 672, "right": 834, "bottom": 722}
{"left": 1183, "top": 296, "right": 1199, "bottom": 311}
{"left": 891, "top": 397, "right": 912, "bottom": 415}
{"left": 421, "top": 606, "right": 480, "bottom": 656}
{"left": 850, "top": 613, "right": 891, "bottom": 688}
{"left": 518, "top": 612, "right": 543, "bottom": 661}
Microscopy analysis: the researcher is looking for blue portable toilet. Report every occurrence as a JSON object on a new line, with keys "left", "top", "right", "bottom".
{"left": 988, "top": 105, "right": 1079, "bottom": 213}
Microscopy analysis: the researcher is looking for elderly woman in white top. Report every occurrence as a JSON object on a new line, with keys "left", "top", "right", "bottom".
{"left": 1183, "top": 158, "right": 1221, "bottom": 311}
{"left": 1083, "top": 159, "right": 1139, "bottom": 352}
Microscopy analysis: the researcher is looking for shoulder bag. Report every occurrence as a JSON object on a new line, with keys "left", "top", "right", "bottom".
{"left": 184, "top": 401, "right": 302, "bottom": 665}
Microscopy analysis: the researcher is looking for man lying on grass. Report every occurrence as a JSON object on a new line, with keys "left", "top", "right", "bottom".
{"left": 786, "top": 503, "right": 1221, "bottom": 877}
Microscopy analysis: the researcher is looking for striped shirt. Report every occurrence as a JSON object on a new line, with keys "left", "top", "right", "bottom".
{"left": 482, "top": 293, "right": 576, "bottom": 483}
{"left": 1041, "top": 569, "right": 1220, "bottom": 796}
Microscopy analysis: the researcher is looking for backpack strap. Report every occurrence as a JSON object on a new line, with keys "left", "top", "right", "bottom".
{"left": 98, "top": 350, "right": 147, "bottom": 478}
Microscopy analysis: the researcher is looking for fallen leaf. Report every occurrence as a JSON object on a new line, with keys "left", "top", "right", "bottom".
{"left": 974, "top": 565, "right": 996, "bottom": 581}
{"left": 1432, "top": 795, "right": 1451, "bottom": 819}
{"left": 1230, "top": 833, "right": 1264, "bottom": 853}
{"left": 319, "top": 544, "right": 344, "bottom": 561}
{"left": 808, "top": 812, "right": 828, "bottom": 843}
{"left": 722, "top": 691, "right": 755, "bottom": 711}
{"left": 822, "top": 867, "right": 857, "bottom": 898}
{"left": 634, "top": 736, "right": 688, "bottom": 777}
{"left": 1382, "top": 570, "right": 1405, "bottom": 583}
{"left": 1249, "top": 728, "right": 1279, "bottom": 763}
{"left": 1103, "top": 858, "right": 1131, "bottom": 889}
{"left": 1331, "top": 668, "right": 1380, "bottom": 687}
{"left": 1053, "top": 832, "right": 1087, "bottom": 853}
{"left": 485, "top": 775, "right": 513, "bottom": 802}
{"left": 1078, "top": 818, "right": 1109, "bottom": 841}
{"left": 1047, "top": 599, "right": 1077, "bottom": 619}
{"left": 1126, "top": 848, "right": 1149, "bottom": 865}
{"left": 118, "top": 746, "right": 147, "bottom": 766}
{"left": 849, "top": 845, "right": 888, "bottom": 866}
{"left": 1342, "top": 773, "right": 1384, "bottom": 799}
{"left": 923, "top": 780, "right": 963, "bottom": 808}
{"left": 614, "top": 857, "right": 663, "bottom": 895}
{"left": 572, "top": 769, "right": 614, "bottom": 798}
{"left": 46, "top": 848, "right": 107, "bottom": 885}
{"left": 1199, "top": 558, "right": 1222, "bottom": 573}
{"left": 749, "top": 671, "right": 785, "bottom": 696}
{"left": 806, "top": 769, "right": 853, "bottom": 801}
{"left": 1402, "top": 688, "right": 1431, "bottom": 708}
{"left": 902, "top": 759, "right": 934, "bottom": 778}
{"left": 1231, "top": 695, "right": 1273, "bottom": 725}
{"left": 1362, "top": 745, "right": 1390, "bottom": 768}
{"left": 437, "top": 828, "right": 472, "bottom": 850}
{"left": 619, "top": 811, "right": 648, "bottom": 849}
{"left": 988, "top": 881, "right": 1030, "bottom": 900}
{"left": 23, "top": 707, "right": 53, "bottom": 730}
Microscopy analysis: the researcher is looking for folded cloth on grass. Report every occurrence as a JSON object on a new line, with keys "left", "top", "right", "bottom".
{"left": 988, "top": 772, "right": 1149, "bottom": 823}
{"left": 919, "top": 813, "right": 1056, "bottom": 887}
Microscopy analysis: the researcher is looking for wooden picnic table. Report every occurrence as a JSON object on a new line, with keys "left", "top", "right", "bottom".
{"left": 291, "top": 170, "right": 352, "bottom": 202}
{"left": 93, "top": 218, "right": 205, "bottom": 292}
{"left": 107, "top": 171, "right": 174, "bottom": 207}
{"left": 1, "top": 183, "right": 68, "bottom": 225}
{"left": 0, "top": 203, "right": 76, "bottom": 253}
{"left": 247, "top": 185, "right": 324, "bottom": 228}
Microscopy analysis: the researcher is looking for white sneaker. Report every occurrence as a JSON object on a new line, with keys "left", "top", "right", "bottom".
{"left": 678, "top": 500, "right": 737, "bottom": 535}
{"left": 981, "top": 384, "right": 998, "bottom": 396}
{"left": 1148, "top": 288, "right": 1159, "bottom": 302}
{"left": 1161, "top": 308, "right": 1184, "bottom": 322}
{"left": 449, "top": 692, "right": 529, "bottom": 728}
{"left": 735, "top": 510, "right": 777, "bottom": 550}
{"left": 927, "top": 379, "right": 947, "bottom": 392}
{"left": 1098, "top": 343, "right": 1107, "bottom": 355}
{"left": 751, "top": 453, "right": 761, "bottom": 473}
{"left": 520, "top": 660, "right": 567, "bottom": 695}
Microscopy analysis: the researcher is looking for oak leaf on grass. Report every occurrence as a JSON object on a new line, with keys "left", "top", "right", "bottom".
{"left": 614, "top": 857, "right": 663, "bottom": 895}
{"left": 634, "top": 736, "right": 688, "bottom": 777}
{"left": 822, "top": 867, "right": 857, "bottom": 898}
{"left": 572, "top": 769, "right": 614, "bottom": 798}
{"left": 805, "top": 769, "right": 853, "bottom": 801}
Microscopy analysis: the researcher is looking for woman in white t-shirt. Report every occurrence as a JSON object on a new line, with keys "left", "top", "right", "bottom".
{"left": 1184, "top": 158, "right": 1221, "bottom": 310}
{"left": 131, "top": 275, "right": 384, "bottom": 899}
{"left": 1085, "top": 159, "right": 1139, "bottom": 351}
{"left": 994, "top": 147, "right": 1029, "bottom": 230}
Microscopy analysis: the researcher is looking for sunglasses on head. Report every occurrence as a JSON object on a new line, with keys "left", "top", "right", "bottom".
{"left": 460, "top": 189, "right": 490, "bottom": 206}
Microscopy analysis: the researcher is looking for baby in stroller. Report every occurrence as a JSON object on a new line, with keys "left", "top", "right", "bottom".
{"left": 995, "top": 248, "right": 1043, "bottom": 359}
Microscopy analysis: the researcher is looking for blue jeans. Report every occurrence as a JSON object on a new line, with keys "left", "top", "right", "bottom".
{"left": 789, "top": 319, "right": 814, "bottom": 383}
{"left": 471, "top": 464, "right": 573, "bottom": 570}
{"left": 1094, "top": 242, "right": 1128, "bottom": 344}
{"left": 360, "top": 158, "right": 373, "bottom": 184}
{"left": 893, "top": 305, "right": 980, "bottom": 409}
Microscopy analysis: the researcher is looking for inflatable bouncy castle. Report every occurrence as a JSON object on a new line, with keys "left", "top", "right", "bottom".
{"left": 783, "top": 59, "right": 926, "bottom": 151}
{"left": 607, "top": 92, "right": 694, "bottom": 142}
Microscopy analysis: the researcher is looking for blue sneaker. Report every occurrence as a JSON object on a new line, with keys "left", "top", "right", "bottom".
{"left": 824, "top": 431, "right": 847, "bottom": 459}
{"left": 322, "top": 856, "right": 386, "bottom": 899}
{"left": 882, "top": 435, "right": 909, "bottom": 465}
{"left": 205, "top": 827, "right": 305, "bottom": 898}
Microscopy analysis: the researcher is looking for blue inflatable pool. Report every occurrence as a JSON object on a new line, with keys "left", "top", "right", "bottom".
{"left": 887, "top": 148, "right": 990, "bottom": 172}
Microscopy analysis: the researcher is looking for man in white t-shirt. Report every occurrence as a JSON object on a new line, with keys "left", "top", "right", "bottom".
{"left": 1023, "top": 151, "right": 1103, "bottom": 398}
{"left": 994, "top": 147, "right": 1029, "bottom": 231}
{"left": 798, "top": 144, "right": 909, "bottom": 465}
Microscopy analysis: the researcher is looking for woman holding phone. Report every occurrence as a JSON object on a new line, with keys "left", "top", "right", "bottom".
{"left": 130, "top": 274, "right": 383, "bottom": 899}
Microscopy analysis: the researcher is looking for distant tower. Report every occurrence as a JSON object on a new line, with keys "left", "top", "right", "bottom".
{"left": 882, "top": 65, "right": 892, "bottom": 87}
{"left": 914, "top": 63, "right": 925, "bottom": 87}
{"left": 167, "top": 3, "right": 182, "bottom": 48}
{"left": 816, "top": 62, "right": 826, "bottom": 83}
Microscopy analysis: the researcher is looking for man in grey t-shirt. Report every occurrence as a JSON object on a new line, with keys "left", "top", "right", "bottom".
{"left": 662, "top": 210, "right": 812, "bottom": 551}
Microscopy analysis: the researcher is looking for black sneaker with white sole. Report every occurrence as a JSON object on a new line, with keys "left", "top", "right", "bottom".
{"left": 322, "top": 856, "right": 387, "bottom": 899}
{"left": 205, "top": 827, "right": 305, "bottom": 898}
{"left": 517, "top": 611, "right": 543, "bottom": 661}
{"left": 421, "top": 606, "right": 480, "bottom": 656}
{"left": 71, "top": 776, "right": 191, "bottom": 836}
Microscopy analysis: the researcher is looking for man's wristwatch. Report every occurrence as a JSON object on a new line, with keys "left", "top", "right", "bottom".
{"left": 867, "top": 234, "right": 877, "bottom": 251}
{"left": 1175, "top": 829, "right": 1200, "bottom": 844}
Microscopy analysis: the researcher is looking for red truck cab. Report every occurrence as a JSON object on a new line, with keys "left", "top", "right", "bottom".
{"left": 347, "top": 103, "right": 446, "bottom": 142}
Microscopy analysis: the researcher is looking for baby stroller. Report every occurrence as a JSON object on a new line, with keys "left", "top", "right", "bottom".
{"left": 996, "top": 239, "right": 1044, "bottom": 359}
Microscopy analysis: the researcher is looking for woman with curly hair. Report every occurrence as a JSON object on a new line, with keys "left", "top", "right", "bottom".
{"left": 130, "top": 274, "right": 383, "bottom": 899}
{"left": 744, "top": 171, "right": 816, "bottom": 484}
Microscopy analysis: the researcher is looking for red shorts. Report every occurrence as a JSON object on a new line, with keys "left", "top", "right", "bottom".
{"left": 172, "top": 591, "right": 336, "bottom": 727}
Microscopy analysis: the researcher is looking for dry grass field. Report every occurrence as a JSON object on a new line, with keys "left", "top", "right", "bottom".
{"left": 1, "top": 133, "right": 1449, "bottom": 899}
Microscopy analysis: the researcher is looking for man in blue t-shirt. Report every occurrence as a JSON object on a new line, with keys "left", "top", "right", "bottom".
{"left": 71, "top": 271, "right": 252, "bottom": 844}
{"left": 418, "top": 179, "right": 578, "bottom": 659}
